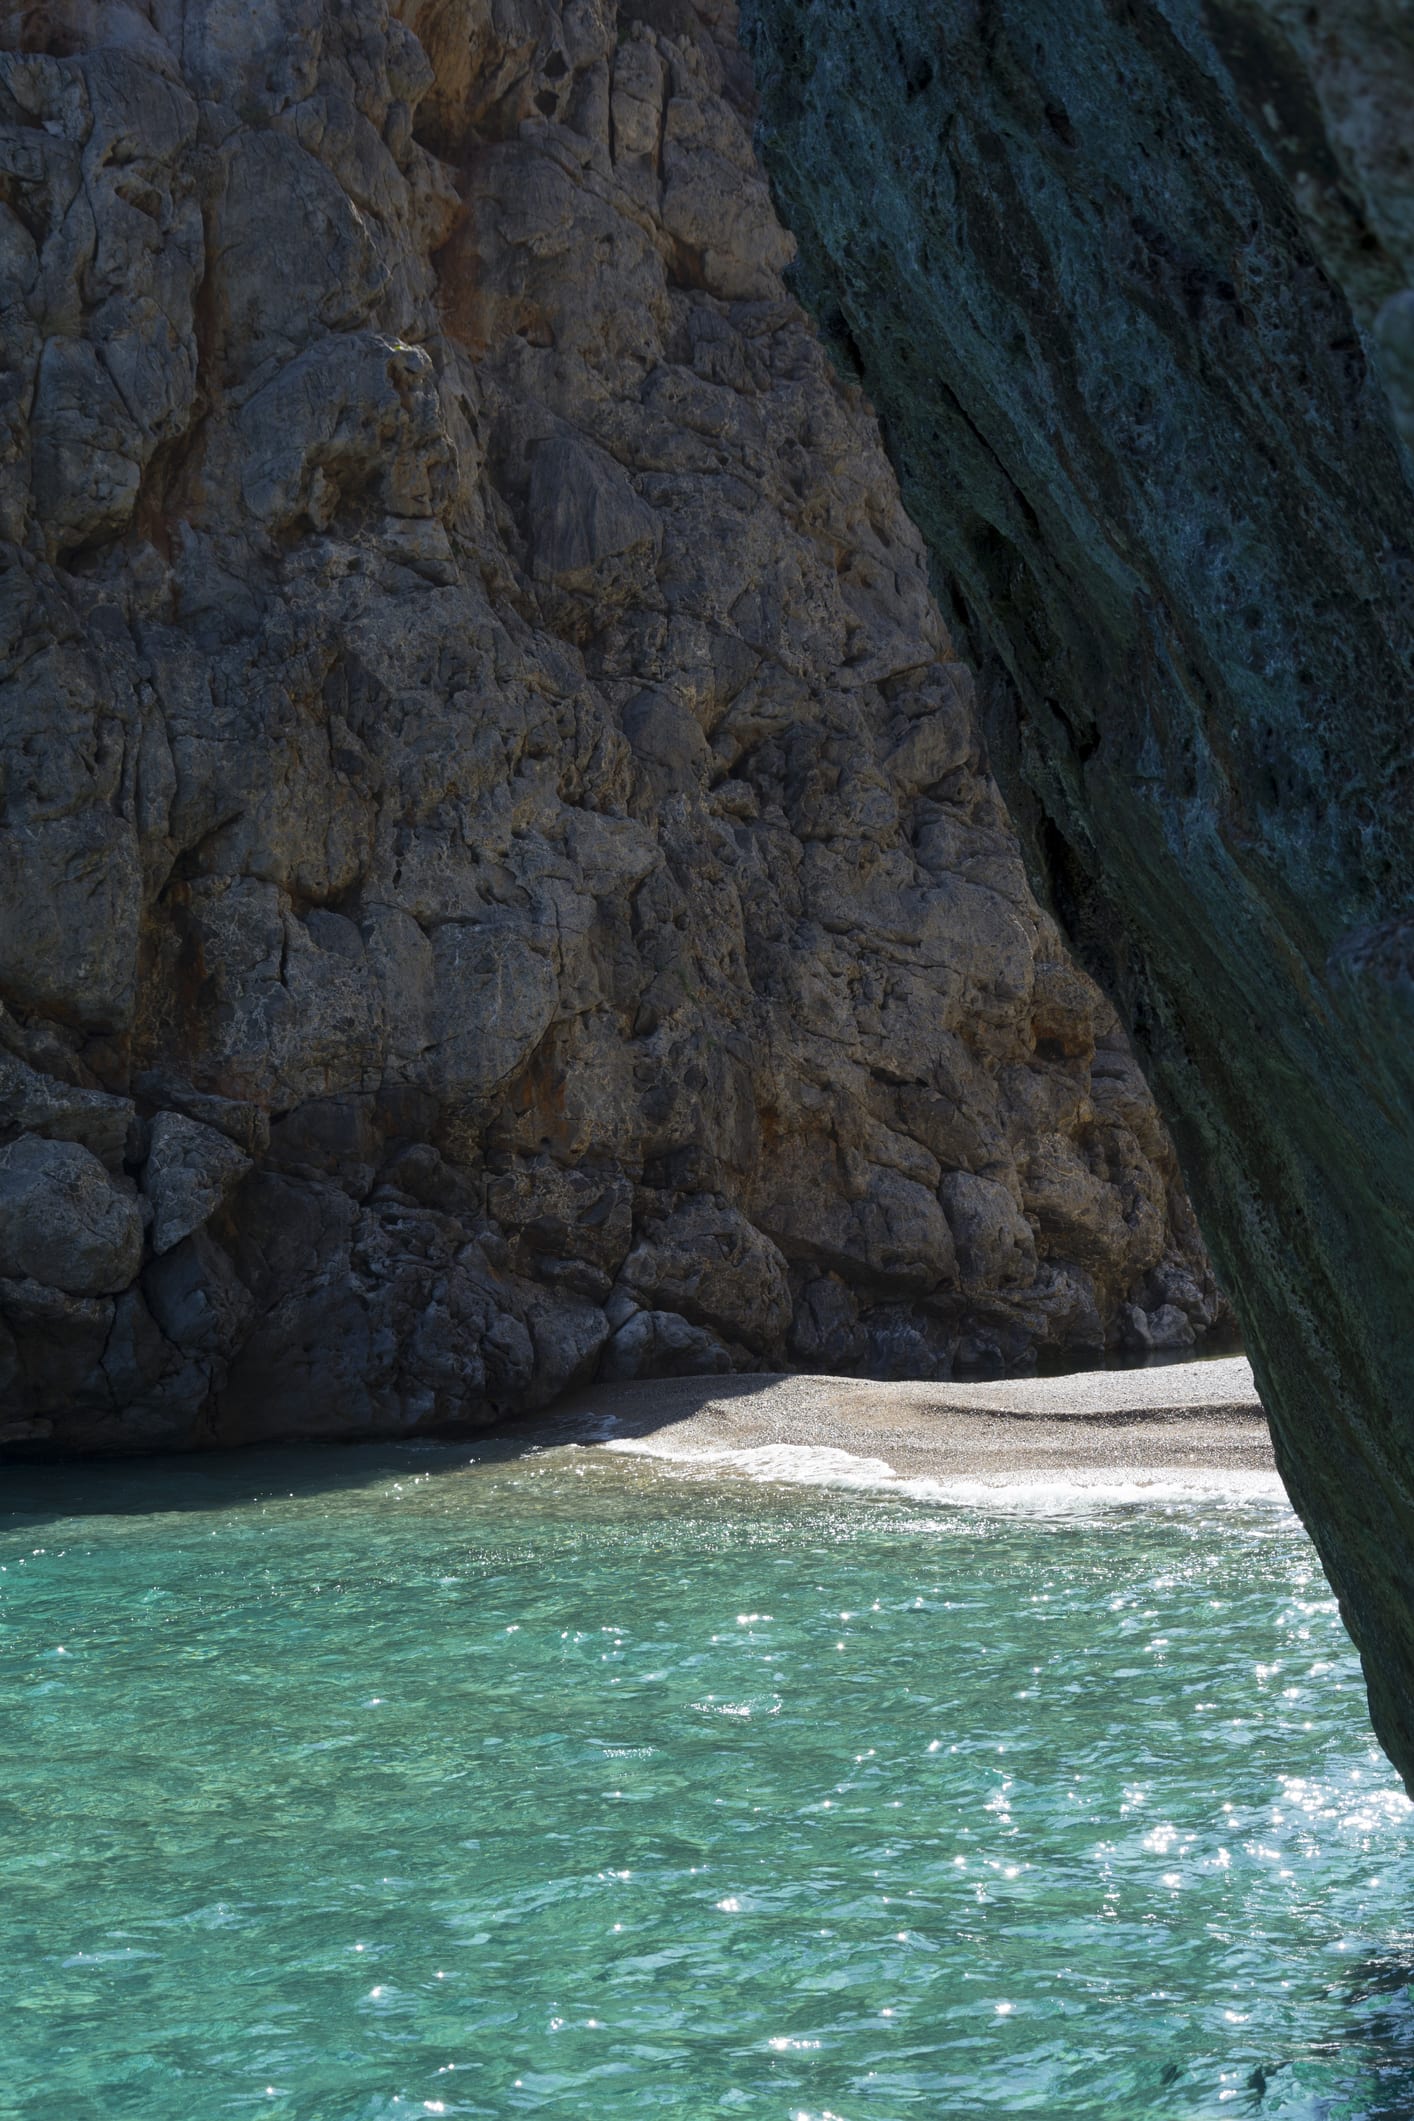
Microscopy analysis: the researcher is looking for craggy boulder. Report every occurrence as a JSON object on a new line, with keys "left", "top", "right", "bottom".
{"left": 143, "top": 1112, "right": 252, "bottom": 1256}
{"left": 0, "top": 1136, "right": 143, "bottom": 1295}
{"left": 602, "top": 1307, "right": 735, "bottom": 1382}
{"left": 617, "top": 1198, "right": 792, "bottom": 1354}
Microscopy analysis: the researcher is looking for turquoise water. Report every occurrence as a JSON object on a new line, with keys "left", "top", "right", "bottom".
{"left": 3, "top": 1441, "right": 1413, "bottom": 2120}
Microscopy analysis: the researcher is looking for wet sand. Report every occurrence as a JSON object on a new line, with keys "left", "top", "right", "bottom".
{"left": 510, "top": 1355, "right": 1275, "bottom": 1497}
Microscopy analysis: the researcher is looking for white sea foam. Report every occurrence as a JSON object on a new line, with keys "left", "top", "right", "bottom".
{"left": 912, "top": 1469, "right": 1291, "bottom": 1512}
{"left": 598, "top": 1432, "right": 1290, "bottom": 1513}
{"left": 601, "top": 1435, "right": 898, "bottom": 1486}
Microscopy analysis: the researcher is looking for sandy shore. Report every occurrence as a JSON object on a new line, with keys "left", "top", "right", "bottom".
{"left": 504, "top": 1354, "right": 1276, "bottom": 1497}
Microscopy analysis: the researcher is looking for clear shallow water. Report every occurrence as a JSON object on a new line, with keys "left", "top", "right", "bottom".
{"left": 3, "top": 1442, "right": 1413, "bottom": 2120}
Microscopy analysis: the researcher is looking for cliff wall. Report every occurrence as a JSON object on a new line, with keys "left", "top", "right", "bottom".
{"left": 0, "top": 0, "right": 1215, "bottom": 1450}
{"left": 740, "top": 0, "right": 1414, "bottom": 1781}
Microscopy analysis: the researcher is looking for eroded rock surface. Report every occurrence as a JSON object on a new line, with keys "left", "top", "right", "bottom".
{"left": 0, "top": 0, "right": 1217, "bottom": 1453}
{"left": 741, "top": 0, "right": 1414, "bottom": 1780}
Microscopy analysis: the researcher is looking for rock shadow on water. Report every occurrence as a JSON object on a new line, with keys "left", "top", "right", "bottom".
{"left": 0, "top": 1370, "right": 810, "bottom": 1534}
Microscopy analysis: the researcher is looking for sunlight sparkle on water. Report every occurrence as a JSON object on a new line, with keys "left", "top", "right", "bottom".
{"left": 1, "top": 1444, "right": 1412, "bottom": 2117}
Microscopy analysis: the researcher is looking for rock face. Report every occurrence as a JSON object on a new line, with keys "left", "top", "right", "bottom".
{"left": 0, "top": 0, "right": 1218, "bottom": 1454}
{"left": 740, "top": 0, "right": 1414, "bottom": 1782}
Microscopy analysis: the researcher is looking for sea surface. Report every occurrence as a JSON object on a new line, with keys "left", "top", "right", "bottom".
{"left": 3, "top": 1433, "right": 1412, "bottom": 2119}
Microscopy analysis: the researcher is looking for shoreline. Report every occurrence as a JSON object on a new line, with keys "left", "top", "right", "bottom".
{"left": 508, "top": 1354, "right": 1276, "bottom": 1498}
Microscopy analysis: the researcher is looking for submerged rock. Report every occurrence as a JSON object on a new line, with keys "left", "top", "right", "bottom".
{"left": 741, "top": 0, "right": 1414, "bottom": 1782}
{"left": 0, "top": 0, "right": 1217, "bottom": 1453}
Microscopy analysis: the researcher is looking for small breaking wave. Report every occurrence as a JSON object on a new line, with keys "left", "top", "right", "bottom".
{"left": 594, "top": 1428, "right": 1290, "bottom": 1514}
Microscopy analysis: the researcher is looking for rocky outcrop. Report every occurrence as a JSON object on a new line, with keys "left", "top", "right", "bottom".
{"left": 0, "top": 0, "right": 1217, "bottom": 1453}
{"left": 740, "top": 0, "right": 1414, "bottom": 1783}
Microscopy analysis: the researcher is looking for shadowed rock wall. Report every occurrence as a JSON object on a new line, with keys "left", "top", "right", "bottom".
{"left": 0, "top": 0, "right": 1217, "bottom": 1454}
{"left": 741, "top": 0, "right": 1414, "bottom": 1783}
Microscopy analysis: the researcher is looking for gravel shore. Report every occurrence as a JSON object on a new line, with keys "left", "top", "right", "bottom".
{"left": 508, "top": 1355, "right": 1275, "bottom": 1496}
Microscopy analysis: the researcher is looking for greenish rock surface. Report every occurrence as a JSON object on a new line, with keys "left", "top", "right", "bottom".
{"left": 741, "top": 0, "right": 1414, "bottom": 1784}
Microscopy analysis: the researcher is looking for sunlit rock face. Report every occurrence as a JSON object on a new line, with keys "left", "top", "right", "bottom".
{"left": 741, "top": 0, "right": 1414, "bottom": 1783}
{"left": 0, "top": 0, "right": 1216, "bottom": 1453}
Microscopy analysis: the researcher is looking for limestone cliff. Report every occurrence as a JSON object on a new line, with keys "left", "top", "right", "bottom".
{"left": 740, "top": 0, "right": 1414, "bottom": 1783}
{"left": 0, "top": 0, "right": 1215, "bottom": 1450}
